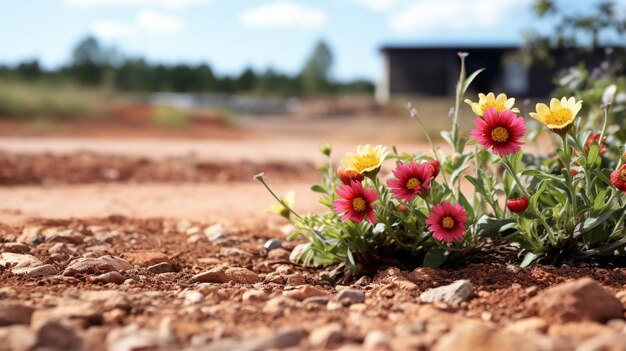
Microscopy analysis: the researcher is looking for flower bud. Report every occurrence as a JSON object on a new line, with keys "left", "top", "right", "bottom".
{"left": 320, "top": 141, "right": 332, "bottom": 157}
{"left": 506, "top": 196, "right": 529, "bottom": 213}
{"left": 337, "top": 167, "right": 364, "bottom": 185}
{"left": 425, "top": 160, "right": 441, "bottom": 179}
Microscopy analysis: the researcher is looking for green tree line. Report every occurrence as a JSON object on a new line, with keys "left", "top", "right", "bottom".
{"left": 0, "top": 37, "right": 374, "bottom": 96}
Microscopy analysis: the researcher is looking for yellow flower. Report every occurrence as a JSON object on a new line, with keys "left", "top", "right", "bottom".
{"left": 464, "top": 92, "right": 519, "bottom": 117}
{"left": 529, "top": 97, "right": 582, "bottom": 134}
{"left": 342, "top": 144, "right": 389, "bottom": 177}
{"left": 266, "top": 191, "right": 295, "bottom": 219}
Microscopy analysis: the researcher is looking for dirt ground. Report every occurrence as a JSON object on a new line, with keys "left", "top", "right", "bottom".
{"left": 1, "top": 116, "right": 625, "bottom": 351}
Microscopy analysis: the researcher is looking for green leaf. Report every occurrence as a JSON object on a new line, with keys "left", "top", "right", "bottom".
{"left": 462, "top": 68, "right": 485, "bottom": 95}
{"left": 586, "top": 142, "right": 600, "bottom": 168}
{"left": 423, "top": 247, "right": 448, "bottom": 268}
{"left": 593, "top": 189, "right": 607, "bottom": 211}
{"left": 530, "top": 180, "right": 548, "bottom": 212}
{"left": 440, "top": 131, "right": 454, "bottom": 147}
{"left": 310, "top": 185, "right": 326, "bottom": 193}
{"left": 521, "top": 252, "right": 542, "bottom": 268}
{"left": 475, "top": 215, "right": 516, "bottom": 237}
{"left": 521, "top": 169, "right": 562, "bottom": 181}
{"left": 573, "top": 209, "right": 623, "bottom": 238}
{"left": 346, "top": 249, "right": 356, "bottom": 270}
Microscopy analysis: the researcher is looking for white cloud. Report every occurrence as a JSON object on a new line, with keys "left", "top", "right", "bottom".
{"left": 93, "top": 20, "right": 136, "bottom": 39}
{"left": 65, "top": 0, "right": 211, "bottom": 10}
{"left": 389, "top": 0, "right": 532, "bottom": 33}
{"left": 355, "top": 0, "right": 407, "bottom": 12}
{"left": 136, "top": 9, "right": 182, "bottom": 34}
{"left": 240, "top": 1, "right": 327, "bottom": 29}
{"left": 91, "top": 9, "right": 182, "bottom": 39}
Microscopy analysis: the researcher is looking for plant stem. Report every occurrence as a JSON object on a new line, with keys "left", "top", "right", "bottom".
{"left": 501, "top": 156, "right": 558, "bottom": 245}
{"left": 256, "top": 175, "right": 302, "bottom": 220}
{"left": 560, "top": 133, "right": 578, "bottom": 221}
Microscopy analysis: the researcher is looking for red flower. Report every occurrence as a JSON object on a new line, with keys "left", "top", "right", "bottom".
{"left": 386, "top": 161, "right": 434, "bottom": 202}
{"left": 425, "top": 160, "right": 441, "bottom": 179}
{"left": 611, "top": 165, "right": 626, "bottom": 192}
{"left": 333, "top": 181, "right": 378, "bottom": 224}
{"left": 585, "top": 132, "right": 608, "bottom": 155}
{"left": 507, "top": 196, "right": 529, "bottom": 213}
{"left": 426, "top": 202, "right": 467, "bottom": 243}
{"left": 470, "top": 108, "right": 526, "bottom": 157}
{"left": 337, "top": 167, "right": 364, "bottom": 185}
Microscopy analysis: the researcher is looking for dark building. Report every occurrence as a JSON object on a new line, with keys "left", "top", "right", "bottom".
{"left": 376, "top": 45, "right": 613, "bottom": 103}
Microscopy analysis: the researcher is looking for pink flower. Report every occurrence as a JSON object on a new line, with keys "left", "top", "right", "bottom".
{"left": 426, "top": 202, "right": 467, "bottom": 243}
{"left": 333, "top": 180, "right": 378, "bottom": 224}
{"left": 387, "top": 161, "right": 434, "bottom": 202}
{"left": 470, "top": 108, "right": 526, "bottom": 157}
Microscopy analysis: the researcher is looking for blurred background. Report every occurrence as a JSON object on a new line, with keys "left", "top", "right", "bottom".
{"left": 0, "top": 0, "right": 624, "bottom": 221}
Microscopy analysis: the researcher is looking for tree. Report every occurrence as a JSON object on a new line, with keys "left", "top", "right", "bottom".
{"left": 522, "top": 0, "right": 626, "bottom": 65}
{"left": 237, "top": 67, "right": 256, "bottom": 92}
{"left": 300, "top": 40, "right": 333, "bottom": 96}
{"left": 70, "top": 36, "right": 119, "bottom": 85}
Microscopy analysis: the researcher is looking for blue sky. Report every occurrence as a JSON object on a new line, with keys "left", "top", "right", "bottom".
{"left": 0, "top": 0, "right": 622, "bottom": 81}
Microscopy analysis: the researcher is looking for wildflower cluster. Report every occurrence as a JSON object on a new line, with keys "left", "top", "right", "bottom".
{"left": 258, "top": 53, "right": 626, "bottom": 275}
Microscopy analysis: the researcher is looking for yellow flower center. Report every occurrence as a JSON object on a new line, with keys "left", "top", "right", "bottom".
{"left": 620, "top": 168, "right": 626, "bottom": 182}
{"left": 490, "top": 127, "right": 509, "bottom": 143}
{"left": 442, "top": 216, "right": 455, "bottom": 229}
{"left": 481, "top": 101, "right": 505, "bottom": 113}
{"left": 406, "top": 177, "right": 421, "bottom": 190}
{"left": 352, "top": 197, "right": 366, "bottom": 212}
{"left": 545, "top": 107, "right": 573, "bottom": 126}
{"left": 352, "top": 154, "right": 380, "bottom": 173}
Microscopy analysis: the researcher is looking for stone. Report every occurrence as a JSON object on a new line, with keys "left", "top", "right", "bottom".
{"left": 187, "top": 234, "right": 208, "bottom": 244}
{"left": 0, "top": 242, "right": 30, "bottom": 254}
{"left": 0, "top": 253, "right": 41, "bottom": 269}
{"left": 303, "top": 296, "right": 330, "bottom": 307}
{"left": 336, "top": 289, "right": 365, "bottom": 305}
{"left": 77, "top": 290, "right": 130, "bottom": 311}
{"left": 106, "top": 324, "right": 169, "bottom": 351}
{"left": 309, "top": 323, "right": 343, "bottom": 348}
{"left": 363, "top": 330, "right": 390, "bottom": 351}
{"left": 577, "top": 331, "right": 626, "bottom": 351}
{"left": 204, "top": 223, "right": 230, "bottom": 241}
{"left": 263, "top": 238, "right": 282, "bottom": 251}
{"left": 12, "top": 264, "right": 57, "bottom": 277}
{"left": 225, "top": 267, "right": 262, "bottom": 284}
{"left": 180, "top": 290, "right": 204, "bottom": 304}
{"left": 34, "top": 320, "right": 82, "bottom": 350}
{"left": 267, "top": 248, "right": 290, "bottom": 261}
{"left": 31, "top": 304, "right": 104, "bottom": 329}
{"left": 122, "top": 250, "right": 170, "bottom": 267}
{"left": 191, "top": 267, "right": 261, "bottom": 284}
{"left": 190, "top": 267, "right": 229, "bottom": 283}
{"left": 147, "top": 262, "right": 176, "bottom": 274}
{"left": 419, "top": 280, "right": 473, "bottom": 306}
{"left": 17, "top": 226, "right": 43, "bottom": 245}
{"left": 242, "top": 290, "right": 268, "bottom": 302}
{"left": 432, "top": 322, "right": 547, "bottom": 351}
{"left": 289, "top": 243, "right": 310, "bottom": 263}
{"left": 256, "top": 327, "right": 307, "bottom": 350}
{"left": 0, "top": 301, "right": 34, "bottom": 326}
{"left": 502, "top": 317, "right": 549, "bottom": 334}
{"left": 46, "top": 232, "right": 83, "bottom": 245}
{"left": 48, "top": 242, "right": 76, "bottom": 255}
{"left": 0, "top": 325, "right": 36, "bottom": 350}
{"left": 283, "top": 285, "right": 328, "bottom": 301}
{"left": 526, "top": 278, "right": 622, "bottom": 323}
{"left": 90, "top": 271, "right": 125, "bottom": 284}
{"left": 549, "top": 322, "right": 614, "bottom": 341}
{"left": 63, "top": 256, "right": 132, "bottom": 276}
{"left": 407, "top": 267, "right": 441, "bottom": 282}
